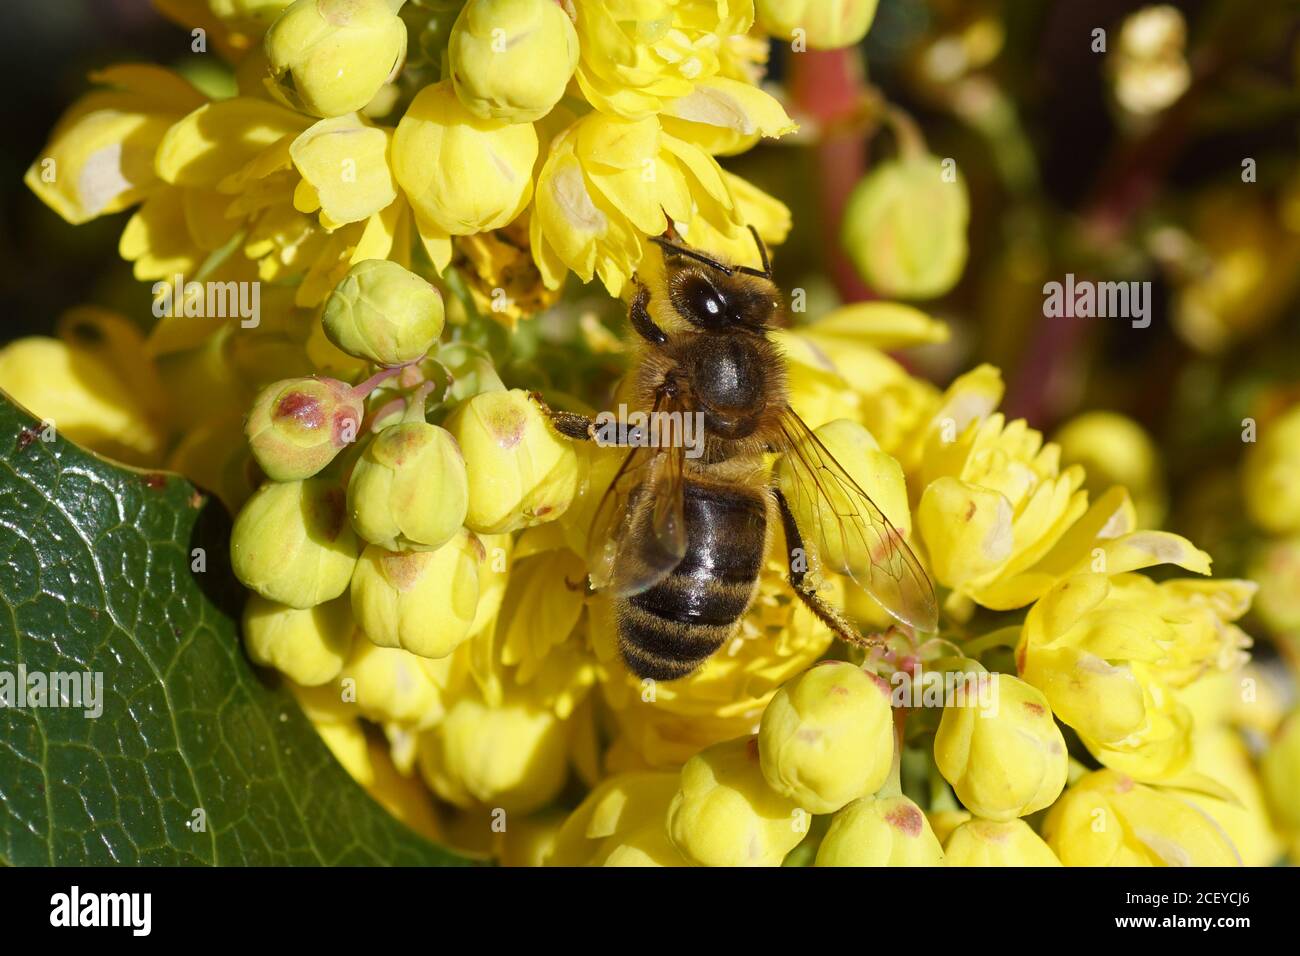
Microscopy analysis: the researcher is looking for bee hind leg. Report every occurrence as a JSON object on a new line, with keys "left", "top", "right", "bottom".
{"left": 774, "top": 489, "right": 883, "bottom": 652}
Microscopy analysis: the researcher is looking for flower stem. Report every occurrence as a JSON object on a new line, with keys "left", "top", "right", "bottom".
{"left": 788, "top": 47, "right": 873, "bottom": 303}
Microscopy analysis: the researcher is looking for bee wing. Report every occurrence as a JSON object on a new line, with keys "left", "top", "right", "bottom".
{"left": 586, "top": 398, "right": 688, "bottom": 597}
{"left": 774, "top": 406, "right": 939, "bottom": 633}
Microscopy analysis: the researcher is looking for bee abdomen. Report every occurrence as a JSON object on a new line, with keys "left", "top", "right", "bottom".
{"left": 616, "top": 483, "right": 766, "bottom": 681}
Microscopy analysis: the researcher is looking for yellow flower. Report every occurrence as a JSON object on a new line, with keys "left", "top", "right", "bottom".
{"left": 934, "top": 672, "right": 1067, "bottom": 821}
{"left": 444, "top": 389, "right": 579, "bottom": 534}
{"left": 816, "top": 795, "right": 944, "bottom": 866}
{"left": 1054, "top": 411, "right": 1167, "bottom": 530}
{"left": 1178, "top": 723, "right": 1284, "bottom": 867}
{"left": 756, "top": 0, "right": 879, "bottom": 50}
{"left": 264, "top": 0, "right": 408, "bottom": 118}
{"left": 1243, "top": 404, "right": 1300, "bottom": 535}
{"left": 347, "top": 421, "right": 468, "bottom": 552}
{"left": 842, "top": 155, "right": 970, "bottom": 300}
{"left": 231, "top": 478, "right": 360, "bottom": 608}
{"left": 667, "top": 736, "right": 804, "bottom": 867}
{"left": 913, "top": 366, "right": 1213, "bottom": 611}
{"left": 450, "top": 216, "right": 562, "bottom": 327}
{"left": 1262, "top": 709, "right": 1300, "bottom": 835}
{"left": 289, "top": 114, "right": 398, "bottom": 230}
{"left": 448, "top": 0, "right": 579, "bottom": 123}
{"left": 1043, "top": 769, "right": 1241, "bottom": 866}
{"left": 547, "top": 772, "right": 684, "bottom": 866}
{"left": 245, "top": 375, "right": 363, "bottom": 481}
{"left": 392, "top": 80, "right": 537, "bottom": 266}
{"left": 417, "top": 686, "right": 570, "bottom": 813}
{"left": 322, "top": 258, "right": 445, "bottom": 365}
{"left": 758, "top": 661, "right": 894, "bottom": 814}
{"left": 243, "top": 594, "right": 354, "bottom": 685}
{"left": 25, "top": 65, "right": 205, "bottom": 225}
{"left": 571, "top": 0, "right": 755, "bottom": 120}
{"left": 779, "top": 300, "right": 946, "bottom": 442}
{"left": 1017, "top": 573, "right": 1253, "bottom": 782}
{"left": 471, "top": 526, "right": 599, "bottom": 720}
{"left": 1109, "top": 5, "right": 1191, "bottom": 117}
{"left": 1249, "top": 536, "right": 1300, "bottom": 634}
{"left": 530, "top": 110, "right": 790, "bottom": 296}
{"left": 338, "top": 638, "right": 467, "bottom": 728}
{"left": 0, "top": 334, "right": 168, "bottom": 467}
{"left": 350, "top": 534, "right": 483, "bottom": 659}
{"left": 943, "top": 817, "right": 1061, "bottom": 866}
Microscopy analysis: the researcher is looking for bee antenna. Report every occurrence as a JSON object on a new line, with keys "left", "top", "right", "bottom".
{"left": 649, "top": 235, "right": 735, "bottom": 277}
{"left": 746, "top": 224, "right": 772, "bottom": 279}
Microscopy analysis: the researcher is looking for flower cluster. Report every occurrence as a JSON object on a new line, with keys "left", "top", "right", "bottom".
{"left": 10, "top": 0, "right": 1295, "bottom": 867}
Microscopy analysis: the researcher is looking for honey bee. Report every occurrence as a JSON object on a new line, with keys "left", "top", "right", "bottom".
{"left": 542, "top": 228, "right": 938, "bottom": 680}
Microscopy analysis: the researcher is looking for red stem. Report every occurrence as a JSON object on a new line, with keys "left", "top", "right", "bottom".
{"left": 789, "top": 48, "right": 874, "bottom": 303}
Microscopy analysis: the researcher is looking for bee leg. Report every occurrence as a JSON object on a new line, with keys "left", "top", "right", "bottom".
{"left": 774, "top": 489, "right": 883, "bottom": 651}
{"left": 629, "top": 280, "right": 668, "bottom": 345}
{"left": 529, "top": 392, "right": 597, "bottom": 441}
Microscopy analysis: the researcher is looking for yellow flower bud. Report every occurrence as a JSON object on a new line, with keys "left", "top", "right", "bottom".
{"left": 816, "top": 795, "right": 944, "bottom": 866}
{"left": 774, "top": 419, "right": 913, "bottom": 580}
{"left": 548, "top": 772, "right": 682, "bottom": 866}
{"left": 444, "top": 388, "right": 578, "bottom": 533}
{"left": 927, "top": 809, "right": 972, "bottom": 845}
{"left": 1042, "top": 769, "right": 1242, "bottom": 866}
{"left": 264, "top": 0, "right": 408, "bottom": 117}
{"left": 1249, "top": 537, "right": 1300, "bottom": 634}
{"left": 944, "top": 817, "right": 1062, "bottom": 866}
{"left": 667, "top": 736, "right": 805, "bottom": 867}
{"left": 1243, "top": 405, "right": 1300, "bottom": 535}
{"left": 340, "top": 638, "right": 457, "bottom": 726}
{"left": 934, "top": 672, "right": 1067, "bottom": 821}
{"left": 347, "top": 422, "right": 468, "bottom": 551}
{"left": 231, "top": 479, "right": 359, "bottom": 609}
{"left": 1262, "top": 710, "right": 1300, "bottom": 833}
{"left": 1054, "top": 411, "right": 1166, "bottom": 529}
{"left": 756, "top": 0, "right": 879, "bottom": 50}
{"left": 242, "top": 594, "right": 353, "bottom": 685}
{"left": 245, "top": 376, "right": 363, "bottom": 481}
{"left": 0, "top": 336, "right": 167, "bottom": 466}
{"left": 350, "top": 533, "right": 482, "bottom": 659}
{"left": 418, "top": 689, "right": 569, "bottom": 814}
{"left": 322, "top": 259, "right": 445, "bottom": 367}
{"left": 758, "top": 661, "right": 894, "bottom": 814}
{"left": 449, "top": 0, "right": 579, "bottom": 123}
{"left": 392, "top": 80, "right": 537, "bottom": 236}
{"left": 842, "top": 155, "right": 969, "bottom": 300}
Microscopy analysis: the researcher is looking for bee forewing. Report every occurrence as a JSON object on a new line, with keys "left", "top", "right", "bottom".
{"left": 775, "top": 408, "right": 939, "bottom": 633}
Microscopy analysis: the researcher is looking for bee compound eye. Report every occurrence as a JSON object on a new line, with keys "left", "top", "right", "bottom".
{"left": 684, "top": 277, "right": 726, "bottom": 326}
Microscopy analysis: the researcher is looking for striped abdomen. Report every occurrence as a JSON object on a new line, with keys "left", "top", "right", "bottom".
{"left": 616, "top": 481, "right": 767, "bottom": 681}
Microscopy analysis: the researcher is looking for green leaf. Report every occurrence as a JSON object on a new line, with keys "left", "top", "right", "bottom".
{"left": 0, "top": 393, "right": 472, "bottom": 865}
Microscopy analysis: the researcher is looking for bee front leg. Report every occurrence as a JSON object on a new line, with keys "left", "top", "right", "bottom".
{"left": 773, "top": 489, "right": 883, "bottom": 651}
{"left": 529, "top": 392, "right": 597, "bottom": 441}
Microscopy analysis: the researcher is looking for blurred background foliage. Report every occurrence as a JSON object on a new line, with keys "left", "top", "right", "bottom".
{"left": 3, "top": 0, "right": 1300, "bottom": 670}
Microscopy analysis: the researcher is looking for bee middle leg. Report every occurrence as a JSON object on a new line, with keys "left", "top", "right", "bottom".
{"left": 773, "top": 489, "right": 882, "bottom": 651}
